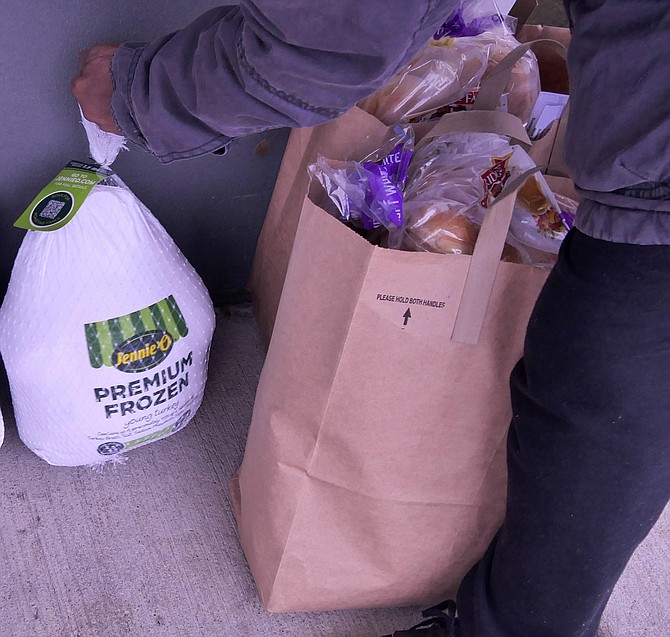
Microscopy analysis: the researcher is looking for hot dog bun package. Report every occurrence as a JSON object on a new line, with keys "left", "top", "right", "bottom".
{"left": 359, "top": 0, "right": 540, "bottom": 125}
{"left": 0, "top": 114, "right": 215, "bottom": 466}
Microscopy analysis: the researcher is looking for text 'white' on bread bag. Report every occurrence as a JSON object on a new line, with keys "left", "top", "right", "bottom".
{"left": 0, "top": 112, "right": 216, "bottom": 466}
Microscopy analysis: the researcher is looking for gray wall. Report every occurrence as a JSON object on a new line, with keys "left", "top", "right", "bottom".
{"left": 0, "top": 0, "right": 288, "bottom": 305}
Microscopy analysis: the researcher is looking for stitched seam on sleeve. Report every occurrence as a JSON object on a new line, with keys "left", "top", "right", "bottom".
{"left": 238, "top": 0, "right": 438, "bottom": 116}
{"left": 159, "top": 134, "right": 231, "bottom": 157}
{"left": 125, "top": 46, "right": 149, "bottom": 143}
{"left": 235, "top": 29, "right": 346, "bottom": 119}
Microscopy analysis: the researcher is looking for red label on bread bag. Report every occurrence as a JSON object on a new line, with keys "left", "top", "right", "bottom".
{"left": 480, "top": 153, "right": 513, "bottom": 208}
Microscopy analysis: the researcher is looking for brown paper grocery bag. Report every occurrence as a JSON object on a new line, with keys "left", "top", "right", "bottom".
{"left": 248, "top": 108, "right": 388, "bottom": 346}
{"left": 249, "top": 30, "right": 570, "bottom": 346}
{"left": 517, "top": 24, "right": 571, "bottom": 95}
{"left": 232, "top": 148, "right": 562, "bottom": 610}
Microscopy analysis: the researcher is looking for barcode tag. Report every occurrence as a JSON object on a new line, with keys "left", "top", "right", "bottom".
{"left": 15, "top": 161, "right": 113, "bottom": 232}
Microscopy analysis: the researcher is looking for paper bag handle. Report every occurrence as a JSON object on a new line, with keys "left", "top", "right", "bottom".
{"left": 421, "top": 110, "right": 532, "bottom": 149}
{"left": 509, "top": 0, "right": 539, "bottom": 32}
{"left": 472, "top": 38, "right": 568, "bottom": 113}
{"left": 451, "top": 166, "right": 544, "bottom": 345}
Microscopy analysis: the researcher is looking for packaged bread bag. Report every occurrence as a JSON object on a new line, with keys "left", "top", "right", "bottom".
{"left": 360, "top": 0, "right": 540, "bottom": 126}
{"left": 0, "top": 114, "right": 215, "bottom": 466}
{"left": 402, "top": 126, "right": 574, "bottom": 265}
{"left": 307, "top": 111, "right": 576, "bottom": 267}
{"left": 308, "top": 126, "right": 414, "bottom": 249}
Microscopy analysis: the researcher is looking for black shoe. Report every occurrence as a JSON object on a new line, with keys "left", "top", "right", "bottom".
{"left": 382, "top": 600, "right": 461, "bottom": 637}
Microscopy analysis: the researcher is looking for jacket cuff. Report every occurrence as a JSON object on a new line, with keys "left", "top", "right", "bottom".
{"left": 111, "top": 43, "right": 151, "bottom": 151}
{"left": 575, "top": 198, "right": 670, "bottom": 245}
{"left": 111, "top": 41, "right": 234, "bottom": 162}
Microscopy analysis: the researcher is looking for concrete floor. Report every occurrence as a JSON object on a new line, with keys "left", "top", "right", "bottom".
{"left": 0, "top": 311, "right": 667, "bottom": 636}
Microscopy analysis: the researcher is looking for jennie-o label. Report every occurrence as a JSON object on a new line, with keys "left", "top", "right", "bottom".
{"left": 85, "top": 295, "right": 196, "bottom": 457}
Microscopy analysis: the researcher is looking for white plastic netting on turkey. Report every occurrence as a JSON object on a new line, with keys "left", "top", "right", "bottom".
{"left": 0, "top": 116, "right": 215, "bottom": 467}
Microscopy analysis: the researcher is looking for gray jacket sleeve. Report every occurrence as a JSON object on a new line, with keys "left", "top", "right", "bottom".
{"left": 111, "top": 1, "right": 452, "bottom": 163}
{"left": 564, "top": 0, "right": 670, "bottom": 243}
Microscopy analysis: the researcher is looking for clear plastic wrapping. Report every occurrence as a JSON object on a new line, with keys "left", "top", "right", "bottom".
{"left": 359, "top": 42, "right": 488, "bottom": 125}
{"left": 434, "top": 0, "right": 517, "bottom": 37}
{"left": 403, "top": 132, "right": 572, "bottom": 265}
{"left": 308, "top": 127, "right": 414, "bottom": 248}
{"left": 359, "top": 1, "right": 539, "bottom": 125}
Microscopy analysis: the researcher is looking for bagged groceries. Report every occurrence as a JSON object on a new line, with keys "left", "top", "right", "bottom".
{"left": 404, "top": 128, "right": 573, "bottom": 263}
{"left": 310, "top": 114, "right": 575, "bottom": 267}
{"left": 0, "top": 115, "right": 215, "bottom": 466}
{"left": 468, "top": 31, "right": 540, "bottom": 126}
{"left": 238, "top": 6, "right": 574, "bottom": 606}
{"left": 359, "top": 37, "right": 488, "bottom": 125}
{"left": 249, "top": 108, "right": 391, "bottom": 346}
{"left": 359, "top": 0, "right": 540, "bottom": 126}
{"left": 232, "top": 122, "right": 553, "bottom": 612}
{"left": 318, "top": 26, "right": 571, "bottom": 267}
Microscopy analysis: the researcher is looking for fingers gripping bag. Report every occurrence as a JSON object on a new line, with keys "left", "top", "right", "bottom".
{"left": 0, "top": 114, "right": 215, "bottom": 467}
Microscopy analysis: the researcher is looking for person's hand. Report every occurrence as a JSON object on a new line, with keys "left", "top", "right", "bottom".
{"left": 72, "top": 44, "right": 121, "bottom": 134}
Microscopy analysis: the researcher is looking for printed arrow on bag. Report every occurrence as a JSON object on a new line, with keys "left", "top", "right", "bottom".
{"left": 403, "top": 308, "right": 412, "bottom": 326}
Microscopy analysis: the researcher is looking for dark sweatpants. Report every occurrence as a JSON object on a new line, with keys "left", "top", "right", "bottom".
{"left": 457, "top": 228, "right": 670, "bottom": 636}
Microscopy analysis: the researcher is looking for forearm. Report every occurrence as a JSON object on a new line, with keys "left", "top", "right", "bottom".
{"left": 111, "top": 1, "right": 452, "bottom": 163}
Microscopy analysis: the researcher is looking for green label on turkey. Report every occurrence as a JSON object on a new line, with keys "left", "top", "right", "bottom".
{"left": 15, "top": 161, "right": 113, "bottom": 232}
{"left": 85, "top": 296, "right": 189, "bottom": 372}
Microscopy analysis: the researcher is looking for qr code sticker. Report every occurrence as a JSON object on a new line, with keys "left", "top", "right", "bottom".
{"left": 40, "top": 200, "right": 66, "bottom": 220}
